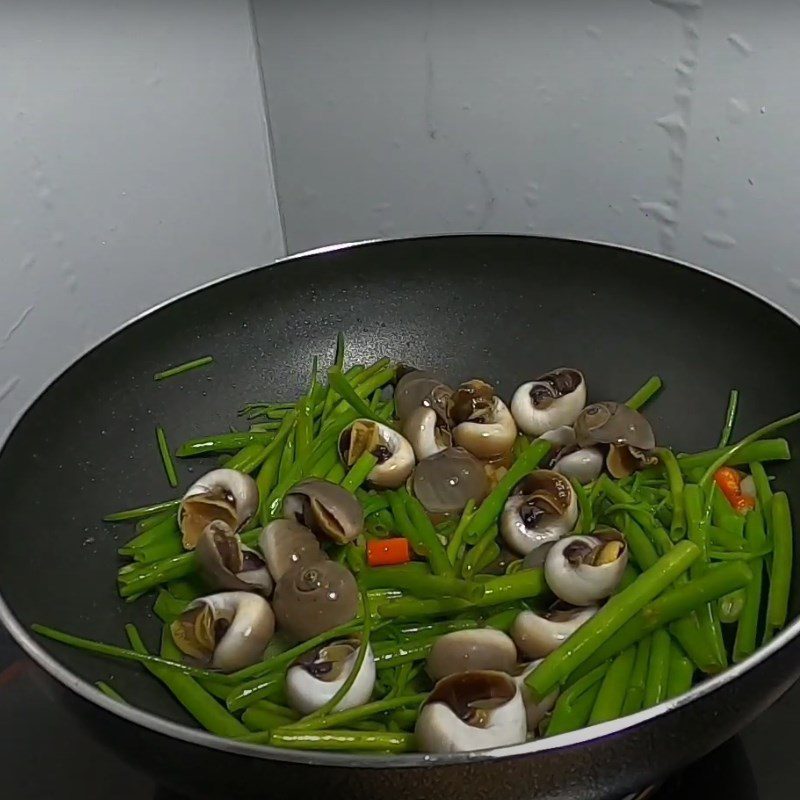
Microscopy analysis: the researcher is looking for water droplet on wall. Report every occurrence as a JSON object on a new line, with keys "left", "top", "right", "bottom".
{"left": 645, "top": 0, "right": 703, "bottom": 256}
{"left": 0, "top": 376, "right": 20, "bottom": 403}
{"left": 638, "top": 201, "right": 677, "bottom": 224}
{"left": 650, "top": 0, "right": 703, "bottom": 14}
{"left": 2, "top": 305, "right": 34, "bottom": 344}
{"left": 655, "top": 112, "right": 687, "bottom": 138}
{"left": 702, "top": 230, "right": 737, "bottom": 248}
{"left": 727, "top": 33, "right": 753, "bottom": 56}
{"left": 727, "top": 97, "right": 750, "bottom": 124}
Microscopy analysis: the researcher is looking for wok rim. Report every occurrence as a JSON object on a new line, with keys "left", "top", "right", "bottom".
{"left": 0, "top": 233, "right": 798, "bottom": 769}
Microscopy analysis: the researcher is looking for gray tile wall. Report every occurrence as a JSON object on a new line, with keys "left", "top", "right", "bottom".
{"left": 254, "top": 0, "right": 800, "bottom": 303}
{"left": 0, "top": 0, "right": 285, "bottom": 435}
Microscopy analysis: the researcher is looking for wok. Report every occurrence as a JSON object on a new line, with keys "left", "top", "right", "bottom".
{"left": 1, "top": 235, "right": 798, "bottom": 800}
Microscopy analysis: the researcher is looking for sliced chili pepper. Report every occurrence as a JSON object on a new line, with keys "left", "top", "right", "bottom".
{"left": 714, "top": 467, "right": 756, "bottom": 514}
{"left": 367, "top": 537, "right": 412, "bottom": 567}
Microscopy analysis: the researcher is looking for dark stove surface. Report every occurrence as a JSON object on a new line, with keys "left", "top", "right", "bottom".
{"left": 0, "top": 629, "right": 789, "bottom": 799}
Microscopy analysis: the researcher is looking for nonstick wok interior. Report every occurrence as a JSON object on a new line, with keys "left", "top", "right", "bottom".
{"left": 0, "top": 235, "right": 799, "bottom": 746}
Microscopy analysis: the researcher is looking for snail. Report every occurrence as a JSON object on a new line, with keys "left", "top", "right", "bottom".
{"left": 195, "top": 521, "right": 272, "bottom": 595}
{"left": 283, "top": 479, "right": 364, "bottom": 544}
{"left": 510, "top": 604, "right": 598, "bottom": 659}
{"left": 415, "top": 671, "right": 526, "bottom": 753}
{"left": 178, "top": 469, "right": 258, "bottom": 550}
{"left": 259, "top": 518, "right": 327, "bottom": 583}
{"left": 338, "top": 419, "right": 415, "bottom": 489}
{"left": 574, "top": 401, "right": 656, "bottom": 479}
{"left": 500, "top": 470, "right": 578, "bottom": 556}
{"left": 450, "top": 380, "right": 518, "bottom": 459}
{"left": 544, "top": 530, "right": 629, "bottom": 606}
{"left": 511, "top": 368, "right": 586, "bottom": 436}
{"left": 170, "top": 591, "right": 275, "bottom": 672}
{"left": 425, "top": 629, "right": 518, "bottom": 681}
{"left": 411, "top": 447, "right": 489, "bottom": 515}
{"left": 285, "top": 637, "right": 376, "bottom": 715}
{"left": 272, "top": 560, "right": 359, "bottom": 640}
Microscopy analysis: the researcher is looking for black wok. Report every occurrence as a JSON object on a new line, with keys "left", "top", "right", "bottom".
{"left": 1, "top": 236, "right": 799, "bottom": 800}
